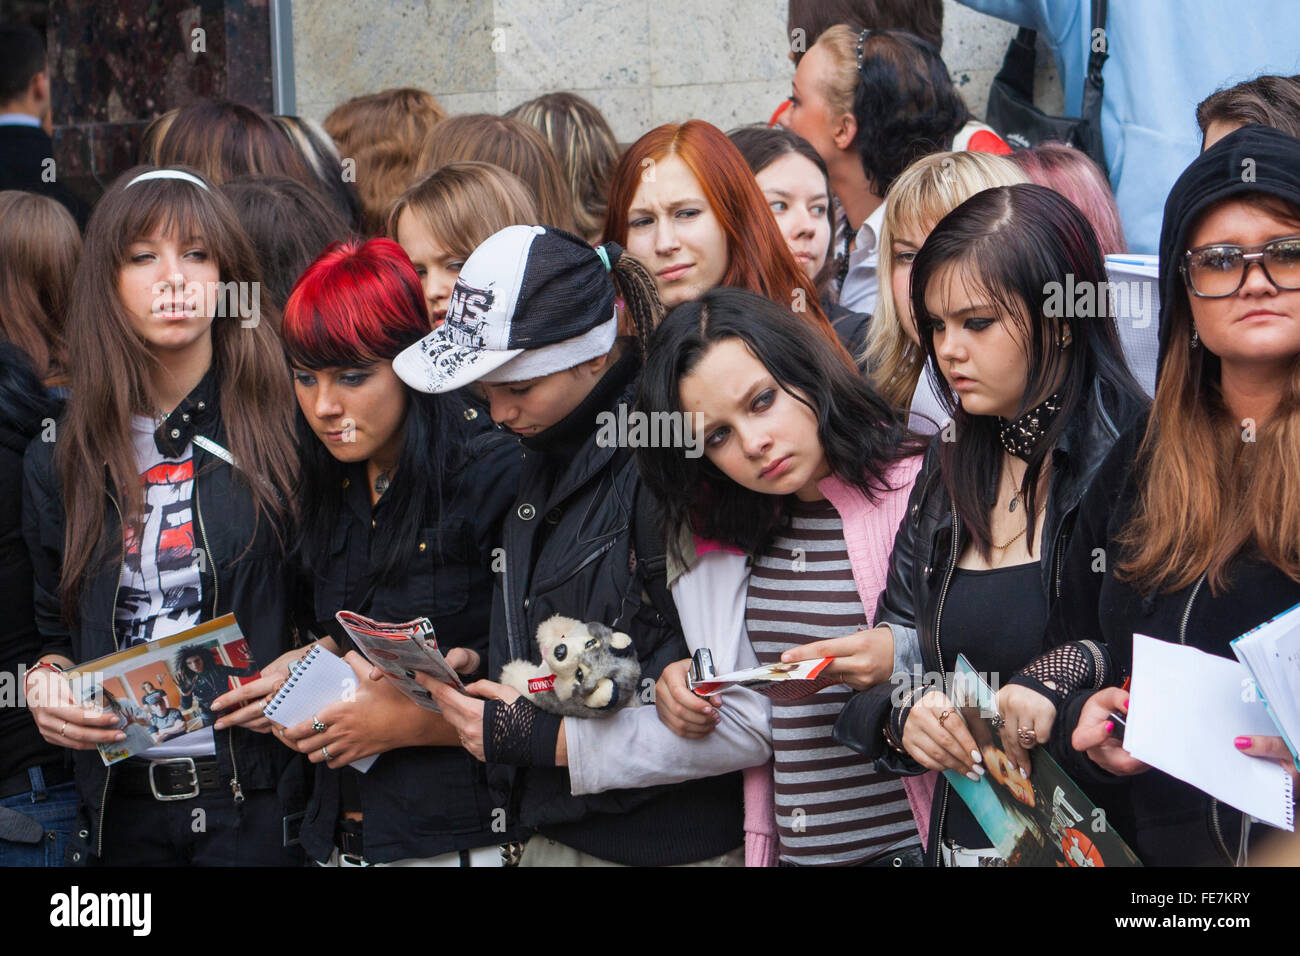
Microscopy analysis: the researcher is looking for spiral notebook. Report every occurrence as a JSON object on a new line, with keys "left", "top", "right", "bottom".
{"left": 262, "top": 646, "right": 376, "bottom": 772}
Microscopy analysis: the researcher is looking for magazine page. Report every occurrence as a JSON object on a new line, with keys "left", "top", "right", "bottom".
{"left": 335, "top": 610, "right": 465, "bottom": 713}
{"left": 943, "top": 654, "right": 1142, "bottom": 866}
{"left": 63, "top": 614, "right": 259, "bottom": 766}
{"left": 687, "top": 656, "right": 835, "bottom": 702}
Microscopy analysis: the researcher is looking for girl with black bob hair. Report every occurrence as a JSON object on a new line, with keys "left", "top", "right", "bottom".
{"left": 830, "top": 183, "right": 1147, "bottom": 866}
{"left": 638, "top": 287, "right": 934, "bottom": 866}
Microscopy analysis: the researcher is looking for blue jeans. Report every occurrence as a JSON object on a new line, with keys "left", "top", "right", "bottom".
{"left": 0, "top": 767, "right": 80, "bottom": 867}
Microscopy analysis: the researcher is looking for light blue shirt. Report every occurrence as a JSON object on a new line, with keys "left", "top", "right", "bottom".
{"left": 959, "top": 0, "right": 1300, "bottom": 253}
{"left": 0, "top": 112, "right": 41, "bottom": 128}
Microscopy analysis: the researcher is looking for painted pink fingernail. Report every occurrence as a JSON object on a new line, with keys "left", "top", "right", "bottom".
{"left": 1234, "top": 736, "right": 1252, "bottom": 750}
{"left": 1104, "top": 720, "right": 1114, "bottom": 734}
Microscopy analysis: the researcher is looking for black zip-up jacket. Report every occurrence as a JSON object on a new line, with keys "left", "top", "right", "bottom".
{"left": 832, "top": 377, "right": 1146, "bottom": 863}
{"left": 21, "top": 372, "right": 308, "bottom": 863}
{"left": 0, "top": 375, "right": 62, "bottom": 784}
{"left": 1040, "top": 418, "right": 1300, "bottom": 865}
{"left": 488, "top": 350, "right": 743, "bottom": 865}
{"left": 297, "top": 413, "right": 523, "bottom": 863}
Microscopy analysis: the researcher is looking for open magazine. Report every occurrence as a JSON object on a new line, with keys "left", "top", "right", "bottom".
{"left": 944, "top": 654, "right": 1142, "bottom": 866}
{"left": 334, "top": 610, "right": 465, "bottom": 713}
{"left": 686, "top": 648, "right": 837, "bottom": 702}
{"left": 63, "top": 614, "right": 259, "bottom": 766}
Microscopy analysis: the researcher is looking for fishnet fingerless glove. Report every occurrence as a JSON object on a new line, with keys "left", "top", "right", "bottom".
{"left": 1006, "top": 640, "right": 1110, "bottom": 711}
{"left": 483, "top": 698, "right": 561, "bottom": 767}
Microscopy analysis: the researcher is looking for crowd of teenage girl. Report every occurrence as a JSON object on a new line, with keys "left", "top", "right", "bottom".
{"left": 3, "top": 8, "right": 1300, "bottom": 869}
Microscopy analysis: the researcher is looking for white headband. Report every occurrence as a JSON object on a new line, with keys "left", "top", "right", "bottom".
{"left": 124, "top": 169, "right": 211, "bottom": 192}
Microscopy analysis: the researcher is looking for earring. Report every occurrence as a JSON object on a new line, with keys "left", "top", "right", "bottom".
{"left": 1058, "top": 327, "right": 1072, "bottom": 349}
{"left": 1191, "top": 325, "right": 1200, "bottom": 349}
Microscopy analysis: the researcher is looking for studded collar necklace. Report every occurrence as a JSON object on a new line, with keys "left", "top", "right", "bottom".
{"left": 998, "top": 391, "right": 1064, "bottom": 460}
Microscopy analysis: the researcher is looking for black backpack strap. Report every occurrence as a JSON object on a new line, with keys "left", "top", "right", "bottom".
{"left": 632, "top": 482, "right": 681, "bottom": 635}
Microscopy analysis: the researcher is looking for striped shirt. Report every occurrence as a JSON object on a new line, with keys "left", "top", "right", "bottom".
{"left": 747, "top": 496, "right": 919, "bottom": 866}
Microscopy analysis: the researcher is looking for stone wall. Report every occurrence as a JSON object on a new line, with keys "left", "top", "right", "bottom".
{"left": 292, "top": 0, "right": 1063, "bottom": 141}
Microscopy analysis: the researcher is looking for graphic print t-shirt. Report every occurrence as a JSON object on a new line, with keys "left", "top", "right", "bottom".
{"left": 115, "top": 416, "right": 203, "bottom": 647}
{"left": 116, "top": 416, "right": 213, "bottom": 758}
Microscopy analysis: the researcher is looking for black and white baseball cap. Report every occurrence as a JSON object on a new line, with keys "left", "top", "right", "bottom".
{"left": 393, "top": 224, "right": 620, "bottom": 394}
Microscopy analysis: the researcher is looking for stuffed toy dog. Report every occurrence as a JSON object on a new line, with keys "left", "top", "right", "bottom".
{"left": 500, "top": 615, "right": 641, "bottom": 717}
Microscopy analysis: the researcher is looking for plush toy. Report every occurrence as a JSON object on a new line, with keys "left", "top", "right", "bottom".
{"left": 500, "top": 615, "right": 641, "bottom": 717}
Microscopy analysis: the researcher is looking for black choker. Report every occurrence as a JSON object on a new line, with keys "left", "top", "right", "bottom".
{"left": 998, "top": 392, "right": 1063, "bottom": 460}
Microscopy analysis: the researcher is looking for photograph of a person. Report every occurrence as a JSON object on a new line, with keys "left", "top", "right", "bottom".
{"left": 946, "top": 656, "right": 1141, "bottom": 867}
{"left": 169, "top": 640, "right": 260, "bottom": 726}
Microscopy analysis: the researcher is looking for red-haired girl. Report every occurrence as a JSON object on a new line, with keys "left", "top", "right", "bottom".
{"left": 271, "top": 237, "right": 522, "bottom": 867}
{"left": 603, "top": 119, "right": 853, "bottom": 362}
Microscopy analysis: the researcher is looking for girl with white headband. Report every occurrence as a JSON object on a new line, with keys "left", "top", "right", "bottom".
{"left": 22, "top": 165, "right": 309, "bottom": 865}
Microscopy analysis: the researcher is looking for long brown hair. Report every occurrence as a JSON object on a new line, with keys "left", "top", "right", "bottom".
{"left": 385, "top": 161, "right": 540, "bottom": 261}
{"left": 603, "top": 120, "right": 850, "bottom": 365}
{"left": 415, "top": 114, "right": 577, "bottom": 233}
{"left": 0, "top": 190, "right": 79, "bottom": 382}
{"left": 57, "top": 166, "right": 298, "bottom": 620}
{"left": 323, "top": 88, "right": 446, "bottom": 235}
{"left": 506, "top": 92, "right": 619, "bottom": 243}
{"left": 1117, "top": 194, "right": 1300, "bottom": 593}
{"left": 154, "top": 100, "right": 315, "bottom": 186}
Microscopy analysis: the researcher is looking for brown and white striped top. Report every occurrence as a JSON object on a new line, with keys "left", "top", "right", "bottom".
{"left": 747, "top": 496, "right": 920, "bottom": 866}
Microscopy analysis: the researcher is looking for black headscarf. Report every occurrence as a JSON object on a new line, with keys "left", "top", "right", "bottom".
{"left": 1157, "top": 124, "right": 1300, "bottom": 374}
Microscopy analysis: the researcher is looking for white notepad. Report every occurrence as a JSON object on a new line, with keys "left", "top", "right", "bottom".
{"left": 1125, "top": 634, "right": 1293, "bottom": 830}
{"left": 263, "top": 646, "right": 376, "bottom": 772}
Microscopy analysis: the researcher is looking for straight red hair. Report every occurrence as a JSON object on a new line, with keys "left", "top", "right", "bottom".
{"left": 282, "top": 238, "right": 430, "bottom": 369}
{"left": 603, "top": 120, "right": 852, "bottom": 366}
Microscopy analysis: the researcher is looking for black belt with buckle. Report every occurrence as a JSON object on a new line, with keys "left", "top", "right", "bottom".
{"left": 115, "top": 757, "right": 223, "bottom": 801}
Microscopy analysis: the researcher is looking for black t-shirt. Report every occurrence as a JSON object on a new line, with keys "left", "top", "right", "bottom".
{"left": 940, "top": 561, "right": 1047, "bottom": 848}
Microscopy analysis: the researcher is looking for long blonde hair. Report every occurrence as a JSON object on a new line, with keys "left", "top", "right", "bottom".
{"left": 862, "top": 150, "right": 1028, "bottom": 407}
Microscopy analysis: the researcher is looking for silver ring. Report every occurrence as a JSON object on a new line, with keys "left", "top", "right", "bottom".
{"left": 312, "top": 716, "right": 328, "bottom": 733}
{"left": 321, "top": 745, "right": 331, "bottom": 760}
{"left": 990, "top": 713, "right": 1006, "bottom": 731}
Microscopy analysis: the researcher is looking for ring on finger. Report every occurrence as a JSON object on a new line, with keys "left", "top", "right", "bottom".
{"left": 60, "top": 720, "right": 69, "bottom": 737}
{"left": 1017, "top": 726, "right": 1037, "bottom": 746}
{"left": 937, "top": 709, "right": 952, "bottom": 727}
{"left": 990, "top": 713, "right": 1006, "bottom": 731}
{"left": 312, "top": 715, "right": 328, "bottom": 733}
{"left": 321, "top": 745, "right": 331, "bottom": 760}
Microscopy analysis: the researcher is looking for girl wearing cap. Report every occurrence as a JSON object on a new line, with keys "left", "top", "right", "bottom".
{"left": 636, "top": 286, "right": 931, "bottom": 866}
{"left": 603, "top": 119, "right": 855, "bottom": 362}
{"left": 387, "top": 161, "right": 540, "bottom": 328}
{"left": 269, "top": 237, "right": 522, "bottom": 867}
{"left": 397, "top": 224, "right": 773, "bottom": 867}
{"left": 21, "top": 166, "right": 306, "bottom": 865}
{"left": 995, "top": 125, "right": 1300, "bottom": 865}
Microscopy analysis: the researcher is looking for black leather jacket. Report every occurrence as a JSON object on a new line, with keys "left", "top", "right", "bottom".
{"left": 488, "top": 351, "right": 742, "bottom": 866}
{"left": 22, "top": 372, "right": 308, "bottom": 863}
{"left": 297, "top": 413, "right": 523, "bottom": 863}
{"left": 832, "top": 377, "right": 1146, "bottom": 862}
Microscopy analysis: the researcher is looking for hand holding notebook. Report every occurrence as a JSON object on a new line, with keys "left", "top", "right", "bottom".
{"left": 262, "top": 646, "right": 377, "bottom": 772}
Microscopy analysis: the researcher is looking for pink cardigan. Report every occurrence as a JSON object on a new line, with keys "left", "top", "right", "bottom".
{"left": 745, "top": 455, "right": 937, "bottom": 866}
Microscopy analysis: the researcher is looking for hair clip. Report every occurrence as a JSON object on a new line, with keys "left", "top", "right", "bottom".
{"left": 856, "top": 28, "right": 872, "bottom": 72}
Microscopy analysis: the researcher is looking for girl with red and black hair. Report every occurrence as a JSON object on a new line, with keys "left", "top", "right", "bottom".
{"left": 272, "top": 237, "right": 522, "bottom": 867}
{"left": 603, "top": 119, "right": 854, "bottom": 362}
